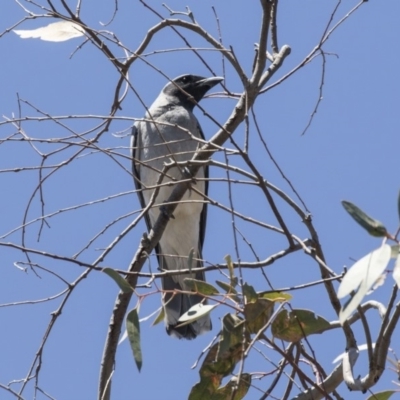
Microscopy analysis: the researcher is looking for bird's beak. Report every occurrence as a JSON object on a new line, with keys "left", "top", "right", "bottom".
{"left": 197, "top": 76, "right": 224, "bottom": 89}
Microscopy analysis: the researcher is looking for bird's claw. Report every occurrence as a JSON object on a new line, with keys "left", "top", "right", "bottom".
{"left": 160, "top": 204, "right": 175, "bottom": 219}
{"left": 141, "top": 232, "right": 151, "bottom": 248}
{"left": 182, "top": 166, "right": 197, "bottom": 187}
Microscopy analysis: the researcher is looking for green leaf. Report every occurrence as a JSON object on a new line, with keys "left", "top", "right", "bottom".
{"left": 189, "top": 377, "right": 217, "bottom": 400}
{"left": 366, "top": 391, "right": 396, "bottom": 400}
{"left": 341, "top": 200, "right": 387, "bottom": 237}
{"left": 189, "top": 315, "right": 250, "bottom": 400}
{"left": 242, "top": 283, "right": 257, "bottom": 303}
{"left": 103, "top": 268, "right": 133, "bottom": 293}
{"left": 201, "top": 341, "right": 239, "bottom": 378}
{"left": 219, "top": 314, "right": 247, "bottom": 355}
{"left": 126, "top": 307, "right": 142, "bottom": 372}
{"left": 215, "top": 280, "right": 238, "bottom": 294}
{"left": 244, "top": 299, "right": 274, "bottom": 334}
{"left": 151, "top": 307, "right": 165, "bottom": 326}
{"left": 224, "top": 255, "right": 236, "bottom": 286}
{"left": 189, "top": 344, "right": 245, "bottom": 400}
{"left": 212, "top": 374, "right": 251, "bottom": 400}
{"left": 215, "top": 280, "right": 240, "bottom": 303}
{"left": 184, "top": 278, "right": 219, "bottom": 295}
{"left": 259, "top": 291, "right": 292, "bottom": 302}
{"left": 272, "top": 309, "right": 330, "bottom": 342}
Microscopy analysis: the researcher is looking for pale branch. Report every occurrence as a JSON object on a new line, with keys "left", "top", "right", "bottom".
{"left": 139, "top": 0, "right": 248, "bottom": 86}
{"left": 292, "top": 363, "right": 343, "bottom": 400}
{"left": 0, "top": 290, "right": 68, "bottom": 308}
{"left": 249, "top": 0, "right": 272, "bottom": 87}
{"left": 261, "top": 0, "right": 368, "bottom": 94}
{"left": 270, "top": 0, "right": 279, "bottom": 54}
{"left": 128, "top": 16, "right": 247, "bottom": 85}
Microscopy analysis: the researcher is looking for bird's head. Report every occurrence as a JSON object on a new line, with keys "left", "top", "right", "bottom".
{"left": 162, "top": 74, "right": 223, "bottom": 110}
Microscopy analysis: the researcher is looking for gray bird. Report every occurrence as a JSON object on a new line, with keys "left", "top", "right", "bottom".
{"left": 131, "top": 74, "right": 223, "bottom": 339}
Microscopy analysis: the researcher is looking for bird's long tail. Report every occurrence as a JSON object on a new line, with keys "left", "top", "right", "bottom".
{"left": 161, "top": 256, "right": 211, "bottom": 339}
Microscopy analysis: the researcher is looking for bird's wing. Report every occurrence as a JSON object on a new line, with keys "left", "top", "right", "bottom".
{"left": 196, "top": 121, "right": 209, "bottom": 256}
{"left": 131, "top": 123, "right": 153, "bottom": 234}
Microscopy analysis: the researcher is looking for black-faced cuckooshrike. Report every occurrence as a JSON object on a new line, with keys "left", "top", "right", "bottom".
{"left": 131, "top": 74, "right": 223, "bottom": 339}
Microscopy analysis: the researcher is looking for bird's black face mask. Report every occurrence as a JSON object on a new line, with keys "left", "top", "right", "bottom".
{"left": 164, "top": 74, "right": 223, "bottom": 110}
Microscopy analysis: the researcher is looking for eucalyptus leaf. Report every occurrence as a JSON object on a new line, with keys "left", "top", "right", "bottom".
{"left": 224, "top": 254, "right": 236, "bottom": 285}
{"left": 14, "top": 21, "right": 85, "bottom": 42}
{"left": 342, "top": 200, "right": 387, "bottom": 237}
{"left": 103, "top": 268, "right": 133, "bottom": 293}
{"left": 337, "top": 244, "right": 391, "bottom": 299}
{"left": 242, "top": 283, "right": 257, "bottom": 303}
{"left": 178, "top": 304, "right": 217, "bottom": 324}
{"left": 259, "top": 291, "right": 292, "bottom": 302}
{"left": 151, "top": 307, "right": 165, "bottom": 326}
{"left": 366, "top": 390, "right": 396, "bottom": 400}
{"left": 272, "top": 309, "right": 330, "bottom": 342}
{"left": 184, "top": 278, "right": 219, "bottom": 295}
{"left": 215, "top": 280, "right": 238, "bottom": 294}
{"left": 126, "top": 307, "right": 142, "bottom": 372}
{"left": 338, "top": 244, "right": 391, "bottom": 324}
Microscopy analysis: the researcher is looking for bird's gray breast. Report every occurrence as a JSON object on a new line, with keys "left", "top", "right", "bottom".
{"left": 135, "top": 104, "right": 205, "bottom": 206}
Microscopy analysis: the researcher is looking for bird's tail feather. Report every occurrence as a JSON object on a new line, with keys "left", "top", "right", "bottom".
{"left": 161, "top": 257, "right": 211, "bottom": 339}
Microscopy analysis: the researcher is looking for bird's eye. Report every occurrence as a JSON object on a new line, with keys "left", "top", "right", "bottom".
{"left": 180, "top": 76, "right": 192, "bottom": 84}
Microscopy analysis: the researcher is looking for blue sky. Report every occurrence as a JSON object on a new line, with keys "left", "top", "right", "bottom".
{"left": 1, "top": 1, "right": 400, "bottom": 399}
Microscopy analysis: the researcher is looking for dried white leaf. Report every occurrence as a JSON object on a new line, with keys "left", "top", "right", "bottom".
{"left": 338, "top": 244, "right": 391, "bottom": 324}
{"left": 177, "top": 304, "right": 216, "bottom": 325}
{"left": 14, "top": 21, "right": 85, "bottom": 42}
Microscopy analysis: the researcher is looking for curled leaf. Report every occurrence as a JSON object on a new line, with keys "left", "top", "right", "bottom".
{"left": 224, "top": 254, "right": 236, "bottom": 286}
{"left": 259, "top": 291, "right": 292, "bottom": 302}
